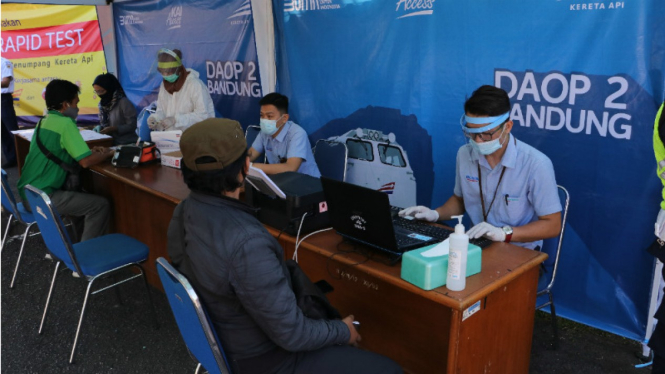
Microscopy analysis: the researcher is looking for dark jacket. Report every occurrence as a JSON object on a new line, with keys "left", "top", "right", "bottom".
{"left": 102, "top": 97, "right": 138, "bottom": 145}
{"left": 167, "top": 191, "right": 349, "bottom": 365}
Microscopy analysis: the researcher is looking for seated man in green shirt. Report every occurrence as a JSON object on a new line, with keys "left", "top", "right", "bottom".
{"left": 18, "top": 79, "right": 115, "bottom": 241}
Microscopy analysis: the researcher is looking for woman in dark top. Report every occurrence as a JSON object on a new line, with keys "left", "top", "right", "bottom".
{"left": 92, "top": 73, "right": 138, "bottom": 145}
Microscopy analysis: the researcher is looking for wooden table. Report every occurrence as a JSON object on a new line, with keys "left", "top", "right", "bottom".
{"left": 83, "top": 161, "right": 546, "bottom": 374}
{"left": 14, "top": 130, "right": 113, "bottom": 176}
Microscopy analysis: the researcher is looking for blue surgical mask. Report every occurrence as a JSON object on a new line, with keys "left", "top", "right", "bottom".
{"left": 259, "top": 116, "right": 284, "bottom": 136}
{"left": 470, "top": 127, "right": 506, "bottom": 155}
{"left": 163, "top": 73, "right": 179, "bottom": 83}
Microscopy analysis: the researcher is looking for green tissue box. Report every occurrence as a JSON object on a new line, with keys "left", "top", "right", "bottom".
{"left": 400, "top": 242, "right": 482, "bottom": 291}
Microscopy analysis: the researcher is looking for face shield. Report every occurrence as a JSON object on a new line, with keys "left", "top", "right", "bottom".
{"left": 460, "top": 112, "right": 510, "bottom": 140}
{"left": 152, "top": 48, "right": 183, "bottom": 82}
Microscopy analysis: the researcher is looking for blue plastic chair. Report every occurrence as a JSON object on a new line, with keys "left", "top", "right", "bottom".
{"left": 137, "top": 101, "right": 157, "bottom": 142}
{"left": 156, "top": 257, "right": 232, "bottom": 374}
{"left": 313, "top": 139, "right": 348, "bottom": 182}
{"left": 536, "top": 185, "right": 570, "bottom": 349}
{"left": 2, "top": 169, "right": 42, "bottom": 288}
{"left": 24, "top": 184, "right": 158, "bottom": 363}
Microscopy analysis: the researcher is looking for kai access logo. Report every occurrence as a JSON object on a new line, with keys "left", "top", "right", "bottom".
{"left": 395, "top": 0, "right": 435, "bottom": 19}
{"left": 166, "top": 6, "right": 182, "bottom": 30}
{"left": 227, "top": 0, "right": 252, "bottom": 25}
{"left": 378, "top": 182, "right": 396, "bottom": 195}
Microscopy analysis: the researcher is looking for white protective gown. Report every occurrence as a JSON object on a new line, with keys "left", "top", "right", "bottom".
{"left": 150, "top": 68, "right": 216, "bottom": 131}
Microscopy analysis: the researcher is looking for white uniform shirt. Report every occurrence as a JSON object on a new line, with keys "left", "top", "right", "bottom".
{"left": 151, "top": 68, "right": 215, "bottom": 131}
{"left": 1, "top": 58, "right": 15, "bottom": 94}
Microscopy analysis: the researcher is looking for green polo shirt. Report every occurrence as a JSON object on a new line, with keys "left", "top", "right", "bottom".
{"left": 17, "top": 110, "right": 92, "bottom": 201}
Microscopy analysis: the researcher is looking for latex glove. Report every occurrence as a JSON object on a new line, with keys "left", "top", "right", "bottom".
{"left": 656, "top": 209, "right": 665, "bottom": 241}
{"left": 159, "top": 117, "right": 176, "bottom": 130}
{"left": 399, "top": 206, "right": 439, "bottom": 222}
{"left": 467, "top": 222, "right": 506, "bottom": 242}
{"left": 92, "top": 125, "right": 102, "bottom": 133}
{"left": 147, "top": 115, "right": 159, "bottom": 130}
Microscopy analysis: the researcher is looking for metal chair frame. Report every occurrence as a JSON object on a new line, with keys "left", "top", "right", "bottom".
{"left": 2, "top": 169, "right": 78, "bottom": 288}
{"left": 156, "top": 257, "right": 231, "bottom": 374}
{"left": 312, "top": 139, "right": 349, "bottom": 182}
{"left": 1, "top": 169, "right": 38, "bottom": 288}
{"left": 536, "top": 184, "right": 570, "bottom": 349}
{"left": 25, "top": 185, "right": 158, "bottom": 363}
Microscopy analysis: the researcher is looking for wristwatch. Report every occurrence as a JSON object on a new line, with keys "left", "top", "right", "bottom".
{"left": 502, "top": 226, "right": 513, "bottom": 243}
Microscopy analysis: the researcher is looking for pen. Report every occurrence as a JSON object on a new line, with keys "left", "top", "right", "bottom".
{"left": 505, "top": 194, "right": 509, "bottom": 206}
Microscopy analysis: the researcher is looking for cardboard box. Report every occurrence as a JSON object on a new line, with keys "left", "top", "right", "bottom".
{"left": 161, "top": 150, "right": 182, "bottom": 169}
{"left": 151, "top": 130, "right": 182, "bottom": 151}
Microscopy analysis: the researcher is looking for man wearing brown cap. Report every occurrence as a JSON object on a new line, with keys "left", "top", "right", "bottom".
{"left": 168, "top": 118, "right": 402, "bottom": 374}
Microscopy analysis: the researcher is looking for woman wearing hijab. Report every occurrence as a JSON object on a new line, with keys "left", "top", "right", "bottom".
{"left": 147, "top": 48, "right": 215, "bottom": 132}
{"left": 92, "top": 73, "right": 138, "bottom": 145}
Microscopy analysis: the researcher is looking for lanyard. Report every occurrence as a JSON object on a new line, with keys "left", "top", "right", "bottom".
{"left": 477, "top": 163, "right": 507, "bottom": 222}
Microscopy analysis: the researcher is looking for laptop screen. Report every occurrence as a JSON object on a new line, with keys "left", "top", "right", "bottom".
{"left": 320, "top": 177, "right": 401, "bottom": 253}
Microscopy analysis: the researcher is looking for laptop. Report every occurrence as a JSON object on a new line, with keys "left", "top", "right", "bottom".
{"left": 321, "top": 177, "right": 451, "bottom": 258}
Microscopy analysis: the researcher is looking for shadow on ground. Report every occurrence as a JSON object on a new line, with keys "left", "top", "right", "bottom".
{"left": 0, "top": 165, "right": 654, "bottom": 373}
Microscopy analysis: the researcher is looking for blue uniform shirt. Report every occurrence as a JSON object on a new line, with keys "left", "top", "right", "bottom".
{"left": 453, "top": 134, "right": 561, "bottom": 250}
{"left": 251, "top": 121, "right": 321, "bottom": 178}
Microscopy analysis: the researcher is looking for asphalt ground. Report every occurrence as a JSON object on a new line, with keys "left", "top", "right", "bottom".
{"left": 0, "top": 165, "right": 654, "bottom": 373}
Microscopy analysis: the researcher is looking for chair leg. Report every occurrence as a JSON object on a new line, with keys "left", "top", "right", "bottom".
{"left": 549, "top": 293, "right": 559, "bottom": 350}
{"left": 1, "top": 214, "right": 14, "bottom": 251}
{"left": 10, "top": 223, "right": 33, "bottom": 288}
{"left": 137, "top": 265, "right": 159, "bottom": 329}
{"left": 70, "top": 280, "right": 95, "bottom": 364}
{"left": 195, "top": 363, "right": 202, "bottom": 374}
{"left": 39, "top": 261, "right": 61, "bottom": 334}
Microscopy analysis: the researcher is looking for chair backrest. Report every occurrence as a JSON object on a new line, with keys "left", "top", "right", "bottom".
{"left": 313, "top": 139, "right": 348, "bottom": 182}
{"left": 245, "top": 125, "right": 261, "bottom": 149}
{"left": 137, "top": 101, "right": 157, "bottom": 142}
{"left": 1, "top": 169, "right": 21, "bottom": 221}
{"left": 539, "top": 185, "right": 570, "bottom": 293}
{"left": 23, "top": 185, "right": 82, "bottom": 275}
{"left": 156, "top": 258, "right": 232, "bottom": 374}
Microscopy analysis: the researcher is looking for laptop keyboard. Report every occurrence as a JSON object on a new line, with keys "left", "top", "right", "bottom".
{"left": 391, "top": 207, "right": 493, "bottom": 249}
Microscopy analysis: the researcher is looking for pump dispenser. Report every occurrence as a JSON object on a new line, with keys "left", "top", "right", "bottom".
{"left": 446, "top": 215, "right": 469, "bottom": 291}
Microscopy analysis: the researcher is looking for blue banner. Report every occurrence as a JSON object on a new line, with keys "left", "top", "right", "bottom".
{"left": 114, "top": 0, "right": 262, "bottom": 129}
{"left": 274, "top": 0, "right": 665, "bottom": 339}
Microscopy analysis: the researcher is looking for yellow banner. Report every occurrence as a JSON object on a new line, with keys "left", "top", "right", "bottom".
{"left": 12, "top": 52, "right": 107, "bottom": 116}
{"left": 1, "top": 4, "right": 107, "bottom": 119}
{"left": 1, "top": 4, "right": 99, "bottom": 31}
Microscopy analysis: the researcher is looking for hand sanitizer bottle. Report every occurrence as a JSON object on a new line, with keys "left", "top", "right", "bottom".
{"left": 447, "top": 215, "right": 469, "bottom": 291}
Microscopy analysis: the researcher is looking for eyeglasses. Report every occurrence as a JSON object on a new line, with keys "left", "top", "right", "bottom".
{"left": 94, "top": 89, "right": 106, "bottom": 96}
{"left": 464, "top": 124, "right": 505, "bottom": 142}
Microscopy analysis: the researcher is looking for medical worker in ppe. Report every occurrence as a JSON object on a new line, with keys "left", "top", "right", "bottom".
{"left": 247, "top": 92, "right": 321, "bottom": 178}
{"left": 400, "top": 85, "right": 561, "bottom": 250}
{"left": 147, "top": 48, "right": 215, "bottom": 131}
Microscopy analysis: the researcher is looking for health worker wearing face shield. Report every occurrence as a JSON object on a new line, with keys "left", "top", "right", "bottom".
{"left": 400, "top": 85, "right": 561, "bottom": 250}
{"left": 17, "top": 79, "right": 114, "bottom": 241}
{"left": 247, "top": 92, "right": 321, "bottom": 178}
{"left": 147, "top": 48, "right": 215, "bottom": 132}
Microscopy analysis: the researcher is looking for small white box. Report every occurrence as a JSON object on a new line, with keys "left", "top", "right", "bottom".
{"left": 151, "top": 130, "right": 182, "bottom": 151}
{"left": 161, "top": 150, "right": 183, "bottom": 169}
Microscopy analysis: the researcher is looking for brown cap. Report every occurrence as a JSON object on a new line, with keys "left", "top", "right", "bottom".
{"left": 180, "top": 118, "right": 247, "bottom": 171}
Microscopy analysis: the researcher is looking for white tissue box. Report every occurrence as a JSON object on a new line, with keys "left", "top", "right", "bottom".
{"left": 151, "top": 130, "right": 182, "bottom": 151}
{"left": 161, "top": 150, "right": 182, "bottom": 169}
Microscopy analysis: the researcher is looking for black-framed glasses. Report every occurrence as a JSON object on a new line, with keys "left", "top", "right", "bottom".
{"left": 464, "top": 124, "right": 505, "bottom": 142}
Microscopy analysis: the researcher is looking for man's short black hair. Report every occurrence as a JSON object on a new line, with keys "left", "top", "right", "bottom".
{"left": 45, "top": 79, "right": 80, "bottom": 110}
{"left": 464, "top": 85, "right": 511, "bottom": 117}
{"left": 259, "top": 92, "right": 289, "bottom": 114}
{"left": 181, "top": 153, "right": 248, "bottom": 194}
